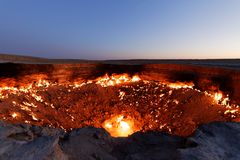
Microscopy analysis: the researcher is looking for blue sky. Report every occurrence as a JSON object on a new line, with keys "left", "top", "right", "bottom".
{"left": 0, "top": 0, "right": 239, "bottom": 59}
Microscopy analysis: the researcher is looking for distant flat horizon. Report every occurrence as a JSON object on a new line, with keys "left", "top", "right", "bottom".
{"left": 1, "top": 53, "right": 240, "bottom": 71}
{"left": 1, "top": 52, "right": 240, "bottom": 61}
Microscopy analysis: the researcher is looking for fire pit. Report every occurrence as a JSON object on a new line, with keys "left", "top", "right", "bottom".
{"left": 0, "top": 68, "right": 239, "bottom": 137}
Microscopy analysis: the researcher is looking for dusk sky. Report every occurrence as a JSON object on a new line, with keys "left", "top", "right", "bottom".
{"left": 0, "top": 0, "right": 240, "bottom": 59}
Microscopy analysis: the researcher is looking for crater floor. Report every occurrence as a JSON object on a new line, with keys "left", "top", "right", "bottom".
{"left": 0, "top": 75, "right": 239, "bottom": 137}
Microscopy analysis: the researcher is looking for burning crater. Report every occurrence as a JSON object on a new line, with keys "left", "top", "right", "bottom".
{"left": 0, "top": 63, "right": 240, "bottom": 137}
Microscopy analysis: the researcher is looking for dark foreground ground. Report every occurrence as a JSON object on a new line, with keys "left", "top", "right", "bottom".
{"left": 1, "top": 121, "right": 240, "bottom": 160}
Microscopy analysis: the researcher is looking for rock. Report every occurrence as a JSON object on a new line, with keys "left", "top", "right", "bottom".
{"left": 0, "top": 122, "right": 67, "bottom": 160}
{"left": 60, "top": 127, "right": 116, "bottom": 160}
{"left": 179, "top": 122, "right": 240, "bottom": 160}
{"left": 1, "top": 121, "right": 240, "bottom": 160}
{"left": 112, "top": 132, "right": 183, "bottom": 160}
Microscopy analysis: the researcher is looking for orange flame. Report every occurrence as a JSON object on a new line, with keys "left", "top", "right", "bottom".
{"left": 11, "top": 112, "right": 18, "bottom": 118}
{"left": 95, "top": 74, "right": 141, "bottom": 87}
{"left": 167, "top": 82, "right": 194, "bottom": 89}
{"left": 214, "top": 92, "right": 223, "bottom": 102}
{"left": 103, "top": 115, "right": 139, "bottom": 137}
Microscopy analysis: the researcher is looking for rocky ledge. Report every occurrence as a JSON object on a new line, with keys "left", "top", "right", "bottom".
{"left": 0, "top": 121, "right": 240, "bottom": 160}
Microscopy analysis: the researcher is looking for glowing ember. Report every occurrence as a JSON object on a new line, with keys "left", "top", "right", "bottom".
{"left": 103, "top": 115, "right": 138, "bottom": 137}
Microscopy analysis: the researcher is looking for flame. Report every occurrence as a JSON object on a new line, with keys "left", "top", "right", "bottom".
{"left": 0, "top": 74, "right": 141, "bottom": 99}
{"left": 167, "top": 82, "right": 194, "bottom": 89}
{"left": 211, "top": 91, "right": 232, "bottom": 105}
{"left": 224, "top": 109, "right": 238, "bottom": 114}
{"left": 214, "top": 92, "right": 223, "bottom": 102}
{"left": 103, "top": 115, "right": 138, "bottom": 137}
{"left": 31, "top": 114, "right": 38, "bottom": 121}
{"left": 11, "top": 112, "right": 18, "bottom": 118}
{"left": 31, "top": 93, "right": 44, "bottom": 102}
{"left": 95, "top": 74, "right": 141, "bottom": 87}
{"left": 119, "top": 91, "right": 126, "bottom": 100}
{"left": 132, "top": 75, "right": 141, "bottom": 82}
{"left": 0, "top": 79, "right": 52, "bottom": 99}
